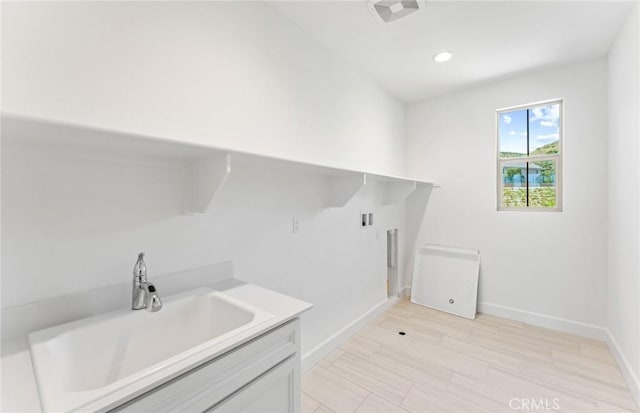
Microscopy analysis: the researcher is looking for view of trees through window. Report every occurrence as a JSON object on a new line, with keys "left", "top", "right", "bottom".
{"left": 497, "top": 101, "right": 561, "bottom": 209}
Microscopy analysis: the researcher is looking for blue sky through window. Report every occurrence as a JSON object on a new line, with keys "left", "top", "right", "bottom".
{"left": 499, "top": 103, "right": 560, "bottom": 156}
{"left": 528, "top": 104, "right": 560, "bottom": 152}
{"left": 499, "top": 109, "right": 527, "bottom": 155}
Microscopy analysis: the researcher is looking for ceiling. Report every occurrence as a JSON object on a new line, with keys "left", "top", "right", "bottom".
{"left": 269, "top": 0, "right": 637, "bottom": 102}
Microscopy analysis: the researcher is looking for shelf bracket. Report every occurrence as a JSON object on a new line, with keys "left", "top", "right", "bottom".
{"left": 185, "top": 154, "right": 231, "bottom": 214}
{"left": 410, "top": 182, "right": 435, "bottom": 201}
{"left": 384, "top": 181, "right": 418, "bottom": 205}
{"left": 328, "top": 173, "right": 367, "bottom": 207}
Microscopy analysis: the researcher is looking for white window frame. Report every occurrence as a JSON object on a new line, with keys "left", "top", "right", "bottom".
{"left": 496, "top": 98, "right": 563, "bottom": 212}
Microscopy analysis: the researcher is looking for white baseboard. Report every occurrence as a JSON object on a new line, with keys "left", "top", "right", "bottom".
{"left": 478, "top": 301, "right": 607, "bottom": 341}
{"left": 301, "top": 297, "right": 397, "bottom": 371}
{"left": 606, "top": 329, "right": 640, "bottom": 407}
{"left": 399, "top": 285, "right": 411, "bottom": 297}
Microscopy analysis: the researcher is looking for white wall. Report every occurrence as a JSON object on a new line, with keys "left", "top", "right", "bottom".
{"left": 1, "top": 1, "right": 405, "bottom": 176}
{"left": 607, "top": 3, "right": 640, "bottom": 401}
{"left": 405, "top": 59, "right": 609, "bottom": 333}
{"left": 0, "top": 1, "right": 408, "bottom": 357}
{"left": 1, "top": 143, "right": 405, "bottom": 356}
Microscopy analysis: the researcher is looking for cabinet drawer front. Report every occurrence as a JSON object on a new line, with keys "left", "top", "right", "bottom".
{"left": 208, "top": 356, "right": 298, "bottom": 413}
{"left": 112, "top": 319, "right": 299, "bottom": 413}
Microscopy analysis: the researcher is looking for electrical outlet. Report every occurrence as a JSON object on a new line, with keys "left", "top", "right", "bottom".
{"left": 293, "top": 216, "right": 301, "bottom": 233}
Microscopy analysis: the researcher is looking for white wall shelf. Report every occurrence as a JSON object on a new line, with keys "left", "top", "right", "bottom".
{"left": 2, "top": 114, "right": 436, "bottom": 211}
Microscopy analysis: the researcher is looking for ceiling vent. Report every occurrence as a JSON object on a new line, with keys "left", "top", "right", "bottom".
{"left": 368, "top": 0, "right": 425, "bottom": 23}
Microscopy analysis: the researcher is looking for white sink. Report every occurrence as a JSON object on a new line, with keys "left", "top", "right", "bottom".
{"left": 29, "top": 287, "right": 274, "bottom": 412}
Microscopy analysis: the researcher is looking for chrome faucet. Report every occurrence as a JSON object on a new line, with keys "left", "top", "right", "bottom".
{"left": 132, "top": 252, "right": 162, "bottom": 312}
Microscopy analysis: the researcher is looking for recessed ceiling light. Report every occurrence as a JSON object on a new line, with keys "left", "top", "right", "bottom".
{"left": 433, "top": 51, "right": 453, "bottom": 63}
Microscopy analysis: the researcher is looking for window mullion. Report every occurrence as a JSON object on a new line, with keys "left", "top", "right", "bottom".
{"left": 526, "top": 109, "right": 530, "bottom": 207}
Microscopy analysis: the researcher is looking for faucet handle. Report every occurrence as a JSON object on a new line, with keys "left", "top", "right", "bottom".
{"left": 133, "top": 252, "right": 147, "bottom": 278}
{"left": 142, "top": 282, "right": 162, "bottom": 312}
{"left": 147, "top": 293, "right": 163, "bottom": 312}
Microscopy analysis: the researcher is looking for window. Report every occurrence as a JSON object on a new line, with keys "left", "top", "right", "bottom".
{"left": 497, "top": 99, "right": 562, "bottom": 211}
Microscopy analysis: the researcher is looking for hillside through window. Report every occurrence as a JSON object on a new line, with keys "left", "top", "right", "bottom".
{"left": 497, "top": 100, "right": 562, "bottom": 211}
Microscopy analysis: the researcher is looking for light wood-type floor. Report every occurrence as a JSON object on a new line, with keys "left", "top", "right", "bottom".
{"left": 301, "top": 298, "right": 639, "bottom": 413}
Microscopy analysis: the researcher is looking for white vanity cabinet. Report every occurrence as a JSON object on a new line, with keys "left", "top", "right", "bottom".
{"left": 112, "top": 319, "right": 301, "bottom": 413}
{"left": 211, "top": 356, "right": 298, "bottom": 413}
